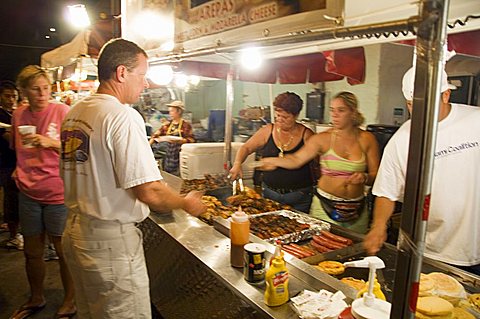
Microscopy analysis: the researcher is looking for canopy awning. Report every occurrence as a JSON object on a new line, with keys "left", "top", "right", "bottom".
{"left": 174, "top": 47, "right": 365, "bottom": 85}
{"left": 397, "top": 30, "right": 480, "bottom": 58}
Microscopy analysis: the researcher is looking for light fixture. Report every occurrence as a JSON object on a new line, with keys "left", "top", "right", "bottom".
{"left": 133, "top": 11, "right": 174, "bottom": 40}
{"left": 67, "top": 4, "right": 91, "bottom": 28}
{"left": 240, "top": 47, "right": 263, "bottom": 70}
{"left": 160, "top": 41, "right": 175, "bottom": 52}
{"left": 45, "top": 35, "right": 51, "bottom": 39}
{"left": 174, "top": 73, "right": 188, "bottom": 88}
{"left": 148, "top": 65, "right": 174, "bottom": 85}
{"left": 49, "top": 27, "right": 56, "bottom": 32}
{"left": 189, "top": 75, "right": 200, "bottom": 86}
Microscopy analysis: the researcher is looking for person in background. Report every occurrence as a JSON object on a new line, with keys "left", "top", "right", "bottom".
{"left": 10, "top": 66, "right": 75, "bottom": 319}
{"left": 364, "top": 66, "right": 480, "bottom": 275}
{"left": 60, "top": 38, "right": 205, "bottom": 318}
{"left": 0, "top": 80, "right": 22, "bottom": 250}
{"left": 229, "top": 92, "right": 316, "bottom": 213}
{"left": 261, "top": 92, "right": 380, "bottom": 233}
{"left": 149, "top": 100, "right": 194, "bottom": 176}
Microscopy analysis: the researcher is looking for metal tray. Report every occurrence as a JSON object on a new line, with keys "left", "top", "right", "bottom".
{"left": 249, "top": 210, "right": 330, "bottom": 245}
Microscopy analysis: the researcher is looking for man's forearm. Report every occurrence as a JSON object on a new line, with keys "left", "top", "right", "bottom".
{"left": 371, "top": 196, "right": 396, "bottom": 229}
{"left": 133, "top": 181, "right": 188, "bottom": 212}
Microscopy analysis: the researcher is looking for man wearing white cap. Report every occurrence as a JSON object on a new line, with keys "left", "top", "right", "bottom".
{"left": 364, "top": 66, "right": 480, "bottom": 275}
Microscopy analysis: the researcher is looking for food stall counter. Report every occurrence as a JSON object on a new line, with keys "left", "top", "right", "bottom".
{"left": 139, "top": 209, "right": 356, "bottom": 319}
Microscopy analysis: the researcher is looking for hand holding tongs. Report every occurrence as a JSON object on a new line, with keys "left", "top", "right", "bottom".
{"left": 232, "top": 178, "right": 244, "bottom": 195}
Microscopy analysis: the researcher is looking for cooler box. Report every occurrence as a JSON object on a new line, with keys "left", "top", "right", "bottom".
{"left": 180, "top": 142, "right": 255, "bottom": 180}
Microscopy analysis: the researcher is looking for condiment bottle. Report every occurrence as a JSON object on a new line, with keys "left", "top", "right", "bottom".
{"left": 269, "top": 241, "right": 283, "bottom": 266}
{"left": 264, "top": 255, "right": 289, "bottom": 306}
{"left": 230, "top": 206, "right": 249, "bottom": 268}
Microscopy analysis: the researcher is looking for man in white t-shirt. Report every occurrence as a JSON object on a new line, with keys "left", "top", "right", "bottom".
{"left": 60, "top": 39, "right": 206, "bottom": 318}
{"left": 364, "top": 66, "right": 480, "bottom": 276}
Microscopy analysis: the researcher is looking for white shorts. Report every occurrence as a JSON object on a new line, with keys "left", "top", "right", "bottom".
{"left": 63, "top": 213, "right": 151, "bottom": 318}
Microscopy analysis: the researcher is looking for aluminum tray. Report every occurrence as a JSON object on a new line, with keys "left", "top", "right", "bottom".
{"left": 249, "top": 210, "right": 330, "bottom": 245}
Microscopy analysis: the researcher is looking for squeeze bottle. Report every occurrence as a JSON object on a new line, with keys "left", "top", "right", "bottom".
{"left": 230, "top": 207, "right": 250, "bottom": 267}
{"left": 264, "top": 256, "right": 289, "bottom": 306}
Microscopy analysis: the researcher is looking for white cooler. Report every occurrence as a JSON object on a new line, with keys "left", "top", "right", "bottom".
{"left": 180, "top": 142, "right": 256, "bottom": 180}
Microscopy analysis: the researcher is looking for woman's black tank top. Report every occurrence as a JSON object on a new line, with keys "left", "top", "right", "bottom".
{"left": 261, "top": 125, "right": 315, "bottom": 190}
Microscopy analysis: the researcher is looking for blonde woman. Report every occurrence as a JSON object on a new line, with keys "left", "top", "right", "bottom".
{"left": 261, "top": 91, "right": 380, "bottom": 233}
{"left": 10, "top": 66, "right": 75, "bottom": 318}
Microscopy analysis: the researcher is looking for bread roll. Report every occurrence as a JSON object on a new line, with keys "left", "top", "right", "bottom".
{"left": 417, "top": 296, "right": 454, "bottom": 317}
{"left": 452, "top": 307, "right": 475, "bottom": 319}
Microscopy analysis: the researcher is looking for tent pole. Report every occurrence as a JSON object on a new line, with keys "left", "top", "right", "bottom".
{"left": 224, "top": 64, "right": 234, "bottom": 172}
{"left": 268, "top": 84, "right": 274, "bottom": 123}
{"left": 390, "top": 0, "right": 450, "bottom": 318}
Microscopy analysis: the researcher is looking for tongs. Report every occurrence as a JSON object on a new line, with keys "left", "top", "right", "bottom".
{"left": 232, "top": 178, "right": 244, "bottom": 195}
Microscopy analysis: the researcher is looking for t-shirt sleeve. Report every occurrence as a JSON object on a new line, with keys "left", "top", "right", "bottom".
{"left": 109, "top": 108, "right": 162, "bottom": 189}
{"left": 372, "top": 132, "right": 407, "bottom": 202}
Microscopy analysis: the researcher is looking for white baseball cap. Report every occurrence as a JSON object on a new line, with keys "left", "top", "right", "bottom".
{"left": 402, "top": 66, "right": 456, "bottom": 100}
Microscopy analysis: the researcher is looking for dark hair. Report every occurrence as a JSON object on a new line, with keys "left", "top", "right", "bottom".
{"left": 97, "top": 38, "right": 148, "bottom": 82}
{"left": 273, "top": 92, "right": 303, "bottom": 116}
{"left": 0, "top": 80, "right": 18, "bottom": 94}
{"left": 333, "top": 91, "right": 365, "bottom": 127}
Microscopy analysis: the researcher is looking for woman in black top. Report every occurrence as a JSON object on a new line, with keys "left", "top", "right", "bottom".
{"left": 230, "top": 92, "right": 315, "bottom": 213}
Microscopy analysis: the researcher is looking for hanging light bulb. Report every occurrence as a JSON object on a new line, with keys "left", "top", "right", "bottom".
{"left": 174, "top": 73, "right": 188, "bottom": 88}
{"left": 67, "top": 4, "right": 91, "bottom": 28}
{"left": 189, "top": 75, "right": 200, "bottom": 86}
{"left": 240, "top": 47, "right": 263, "bottom": 70}
{"left": 148, "top": 65, "right": 174, "bottom": 85}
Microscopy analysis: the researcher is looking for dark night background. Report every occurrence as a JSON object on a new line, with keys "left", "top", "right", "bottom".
{"left": 0, "top": 0, "right": 116, "bottom": 82}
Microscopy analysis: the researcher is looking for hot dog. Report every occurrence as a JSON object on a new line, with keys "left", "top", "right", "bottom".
{"left": 312, "top": 235, "right": 347, "bottom": 250}
{"left": 281, "top": 246, "right": 304, "bottom": 259}
{"left": 310, "top": 240, "right": 332, "bottom": 253}
{"left": 320, "top": 230, "right": 353, "bottom": 245}
{"left": 289, "top": 243, "right": 316, "bottom": 256}
{"left": 285, "top": 244, "right": 315, "bottom": 257}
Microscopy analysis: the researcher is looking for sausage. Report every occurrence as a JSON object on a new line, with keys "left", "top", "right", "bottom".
{"left": 310, "top": 240, "right": 332, "bottom": 253}
{"left": 320, "top": 230, "right": 353, "bottom": 245}
{"left": 283, "top": 245, "right": 310, "bottom": 258}
{"left": 284, "top": 244, "right": 315, "bottom": 257}
{"left": 289, "top": 243, "right": 316, "bottom": 256}
{"left": 281, "top": 246, "right": 304, "bottom": 259}
{"left": 312, "top": 235, "right": 347, "bottom": 250}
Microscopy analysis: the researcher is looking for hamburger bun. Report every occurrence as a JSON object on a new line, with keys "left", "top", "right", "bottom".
{"left": 417, "top": 296, "right": 454, "bottom": 317}
{"left": 427, "top": 273, "right": 466, "bottom": 305}
{"left": 419, "top": 273, "right": 436, "bottom": 297}
{"left": 452, "top": 307, "right": 475, "bottom": 319}
{"left": 415, "top": 311, "right": 453, "bottom": 319}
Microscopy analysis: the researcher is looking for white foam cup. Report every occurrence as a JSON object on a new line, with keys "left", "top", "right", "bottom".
{"left": 18, "top": 125, "right": 36, "bottom": 147}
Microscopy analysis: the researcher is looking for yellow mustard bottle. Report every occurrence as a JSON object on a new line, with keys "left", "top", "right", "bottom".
{"left": 264, "top": 256, "right": 289, "bottom": 306}
{"left": 356, "top": 278, "right": 386, "bottom": 301}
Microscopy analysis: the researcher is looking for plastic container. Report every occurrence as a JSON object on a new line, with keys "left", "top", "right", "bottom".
{"left": 179, "top": 142, "right": 255, "bottom": 180}
{"left": 264, "top": 256, "right": 289, "bottom": 307}
{"left": 230, "top": 208, "right": 250, "bottom": 268}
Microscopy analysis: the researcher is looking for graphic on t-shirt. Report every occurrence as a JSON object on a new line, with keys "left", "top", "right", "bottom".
{"left": 434, "top": 140, "right": 479, "bottom": 159}
{"left": 61, "top": 127, "right": 89, "bottom": 163}
{"left": 46, "top": 122, "right": 60, "bottom": 140}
